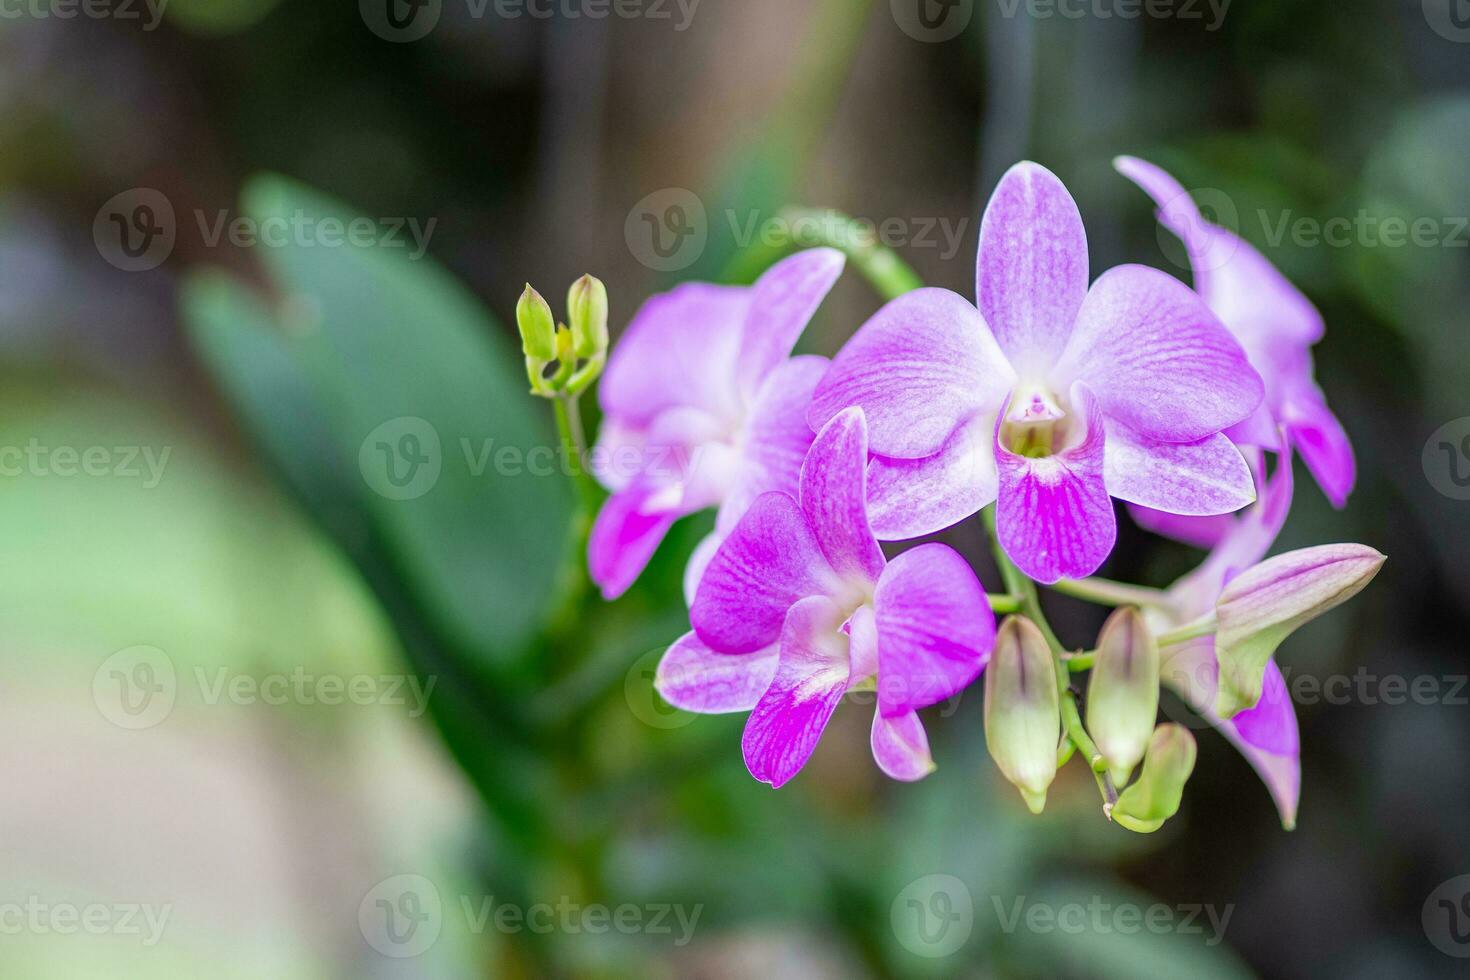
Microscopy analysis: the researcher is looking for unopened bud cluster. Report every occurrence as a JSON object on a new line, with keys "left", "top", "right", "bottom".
{"left": 517, "top": 274, "right": 608, "bottom": 398}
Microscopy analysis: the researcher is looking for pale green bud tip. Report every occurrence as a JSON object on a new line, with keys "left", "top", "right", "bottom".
{"left": 1086, "top": 607, "right": 1160, "bottom": 785}
{"left": 1214, "top": 543, "right": 1385, "bottom": 717}
{"left": 984, "top": 616, "right": 1062, "bottom": 813}
{"left": 516, "top": 284, "right": 557, "bottom": 361}
{"left": 567, "top": 273, "right": 608, "bottom": 359}
{"left": 1111, "top": 723, "right": 1197, "bottom": 834}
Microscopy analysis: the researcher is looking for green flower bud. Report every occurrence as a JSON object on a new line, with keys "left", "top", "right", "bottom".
{"left": 516, "top": 284, "right": 557, "bottom": 362}
{"left": 1111, "top": 723, "right": 1197, "bottom": 833}
{"left": 1214, "top": 543, "right": 1385, "bottom": 717}
{"left": 1086, "top": 607, "right": 1160, "bottom": 787}
{"left": 567, "top": 274, "right": 608, "bottom": 360}
{"left": 984, "top": 616, "right": 1061, "bottom": 815}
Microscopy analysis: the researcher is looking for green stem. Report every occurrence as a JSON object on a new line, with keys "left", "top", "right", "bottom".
{"left": 553, "top": 394, "right": 601, "bottom": 514}
{"left": 988, "top": 593, "right": 1022, "bottom": 614}
{"left": 1157, "top": 611, "right": 1218, "bottom": 647}
{"left": 721, "top": 206, "right": 923, "bottom": 303}
{"left": 1049, "top": 576, "right": 1171, "bottom": 609}
{"left": 982, "top": 506, "right": 1117, "bottom": 807}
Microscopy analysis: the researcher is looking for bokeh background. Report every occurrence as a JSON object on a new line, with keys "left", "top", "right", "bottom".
{"left": 2, "top": 0, "right": 1469, "bottom": 976}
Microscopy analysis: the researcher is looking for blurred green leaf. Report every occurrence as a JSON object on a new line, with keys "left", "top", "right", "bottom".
{"left": 189, "top": 173, "right": 572, "bottom": 678}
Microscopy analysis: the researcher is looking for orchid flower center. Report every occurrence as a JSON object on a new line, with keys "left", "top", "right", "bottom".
{"left": 1000, "top": 384, "right": 1072, "bottom": 459}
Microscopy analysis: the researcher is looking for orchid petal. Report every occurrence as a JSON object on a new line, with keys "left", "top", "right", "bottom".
{"left": 800, "top": 408, "right": 886, "bottom": 584}
{"left": 736, "top": 248, "right": 844, "bottom": 401}
{"left": 871, "top": 710, "right": 935, "bottom": 782}
{"left": 866, "top": 413, "right": 998, "bottom": 540}
{"left": 691, "top": 491, "right": 837, "bottom": 653}
{"left": 1056, "top": 264, "right": 1263, "bottom": 443}
{"left": 873, "top": 543, "right": 993, "bottom": 717}
{"left": 1283, "top": 387, "right": 1356, "bottom": 508}
{"left": 718, "top": 354, "right": 828, "bottom": 534}
{"left": 682, "top": 530, "right": 724, "bottom": 608}
{"left": 587, "top": 483, "right": 679, "bottom": 600}
{"left": 995, "top": 393, "right": 1116, "bottom": 583}
{"left": 809, "top": 288, "right": 1014, "bottom": 459}
{"left": 599, "top": 282, "right": 748, "bottom": 427}
{"left": 1104, "top": 425, "right": 1256, "bottom": 517}
{"left": 1127, "top": 507, "right": 1233, "bottom": 550}
{"left": 976, "top": 161, "right": 1090, "bottom": 374}
{"left": 742, "top": 596, "right": 851, "bottom": 788}
{"left": 655, "top": 632, "right": 779, "bottom": 714}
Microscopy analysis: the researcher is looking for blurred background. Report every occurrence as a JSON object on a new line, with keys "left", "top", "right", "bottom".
{"left": 2, "top": 0, "right": 1468, "bottom": 976}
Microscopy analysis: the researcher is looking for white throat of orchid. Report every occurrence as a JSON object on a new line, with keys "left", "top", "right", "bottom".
{"left": 1000, "top": 383, "right": 1080, "bottom": 459}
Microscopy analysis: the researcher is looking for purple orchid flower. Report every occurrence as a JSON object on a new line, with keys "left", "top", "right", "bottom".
{"left": 808, "top": 162, "right": 1264, "bottom": 583}
{"left": 655, "top": 407, "right": 995, "bottom": 787}
{"left": 587, "top": 248, "right": 846, "bottom": 600}
{"left": 1115, "top": 156, "right": 1356, "bottom": 549}
{"left": 1150, "top": 441, "right": 1301, "bottom": 828}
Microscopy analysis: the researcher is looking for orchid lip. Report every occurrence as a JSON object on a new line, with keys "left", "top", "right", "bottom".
{"left": 1001, "top": 384, "right": 1080, "bottom": 459}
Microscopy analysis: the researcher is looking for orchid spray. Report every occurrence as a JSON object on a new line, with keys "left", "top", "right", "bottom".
{"left": 520, "top": 160, "right": 1383, "bottom": 834}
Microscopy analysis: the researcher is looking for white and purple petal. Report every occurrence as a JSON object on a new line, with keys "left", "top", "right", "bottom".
{"left": 800, "top": 408, "right": 886, "bottom": 584}
{"left": 742, "top": 596, "right": 852, "bottom": 788}
{"left": 1055, "top": 264, "right": 1263, "bottom": 443}
{"left": 809, "top": 288, "right": 1014, "bottom": 459}
{"left": 655, "top": 632, "right": 780, "bottom": 714}
{"left": 995, "top": 392, "right": 1116, "bottom": 584}
{"left": 1103, "top": 425, "right": 1256, "bottom": 517}
{"left": 871, "top": 709, "right": 935, "bottom": 782}
{"left": 872, "top": 543, "right": 993, "bottom": 717}
{"left": 866, "top": 412, "right": 999, "bottom": 540}
{"left": 976, "top": 161, "right": 1090, "bottom": 375}
{"left": 588, "top": 482, "right": 680, "bottom": 601}
{"left": 691, "top": 492, "right": 837, "bottom": 653}
{"left": 735, "top": 248, "right": 845, "bottom": 402}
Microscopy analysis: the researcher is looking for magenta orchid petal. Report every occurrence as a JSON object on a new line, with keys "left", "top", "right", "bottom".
{"left": 682, "top": 530, "right": 724, "bottom": 608}
{"left": 1113, "top": 155, "right": 1324, "bottom": 351}
{"left": 870, "top": 709, "right": 935, "bottom": 782}
{"left": 1162, "top": 642, "right": 1300, "bottom": 828}
{"left": 1104, "top": 425, "right": 1256, "bottom": 516}
{"left": 872, "top": 543, "right": 993, "bottom": 717}
{"left": 809, "top": 288, "right": 1014, "bottom": 459}
{"left": 599, "top": 282, "right": 749, "bottom": 427}
{"left": 736, "top": 248, "right": 845, "bottom": 401}
{"left": 1056, "top": 264, "right": 1263, "bottom": 443}
{"left": 976, "top": 161, "right": 1090, "bottom": 375}
{"left": 799, "top": 408, "right": 886, "bottom": 583}
{"left": 742, "top": 595, "right": 851, "bottom": 788}
{"left": 718, "top": 355, "right": 829, "bottom": 534}
{"left": 995, "top": 392, "right": 1116, "bottom": 583}
{"left": 1283, "top": 388, "right": 1356, "bottom": 508}
{"left": 846, "top": 604, "right": 879, "bottom": 680}
{"left": 691, "top": 491, "right": 838, "bottom": 653}
{"left": 587, "top": 483, "right": 679, "bottom": 600}
{"left": 655, "top": 632, "right": 779, "bottom": 714}
{"left": 866, "top": 413, "right": 998, "bottom": 540}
